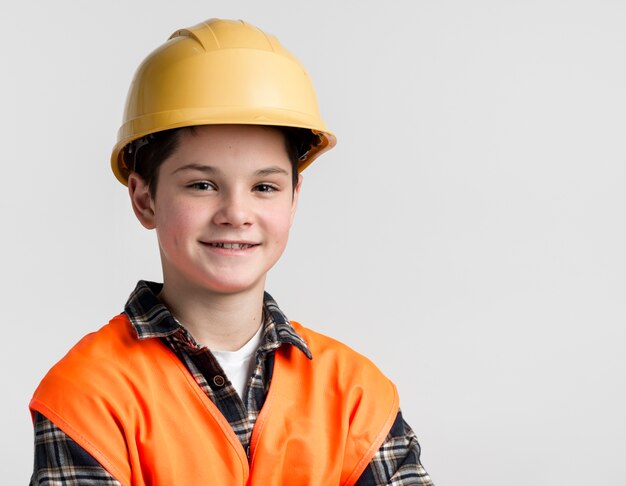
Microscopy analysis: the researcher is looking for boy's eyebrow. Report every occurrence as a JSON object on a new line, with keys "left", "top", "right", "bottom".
{"left": 254, "top": 166, "right": 290, "bottom": 177}
{"left": 171, "top": 163, "right": 218, "bottom": 176}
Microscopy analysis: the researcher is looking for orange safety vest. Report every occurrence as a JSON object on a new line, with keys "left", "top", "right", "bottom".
{"left": 31, "top": 315, "right": 399, "bottom": 486}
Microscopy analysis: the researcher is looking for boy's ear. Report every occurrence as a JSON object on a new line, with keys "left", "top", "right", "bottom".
{"left": 128, "top": 173, "right": 156, "bottom": 229}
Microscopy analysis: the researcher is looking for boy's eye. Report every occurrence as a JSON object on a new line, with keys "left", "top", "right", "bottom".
{"left": 255, "top": 183, "right": 278, "bottom": 193}
{"left": 188, "top": 181, "right": 215, "bottom": 191}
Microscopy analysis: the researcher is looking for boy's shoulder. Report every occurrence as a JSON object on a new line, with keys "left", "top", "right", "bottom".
{"left": 33, "top": 315, "right": 147, "bottom": 392}
{"left": 292, "top": 321, "right": 366, "bottom": 357}
{"left": 290, "top": 321, "right": 396, "bottom": 384}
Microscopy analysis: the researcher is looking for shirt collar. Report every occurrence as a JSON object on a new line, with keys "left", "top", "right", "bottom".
{"left": 124, "top": 280, "right": 312, "bottom": 359}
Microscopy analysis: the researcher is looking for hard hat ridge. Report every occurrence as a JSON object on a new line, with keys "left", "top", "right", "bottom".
{"left": 169, "top": 19, "right": 282, "bottom": 53}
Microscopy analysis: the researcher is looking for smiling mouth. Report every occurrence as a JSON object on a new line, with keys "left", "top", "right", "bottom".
{"left": 206, "top": 242, "right": 258, "bottom": 250}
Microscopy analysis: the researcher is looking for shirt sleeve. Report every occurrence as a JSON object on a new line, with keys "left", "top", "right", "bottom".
{"left": 355, "top": 410, "right": 434, "bottom": 486}
{"left": 30, "top": 411, "right": 122, "bottom": 486}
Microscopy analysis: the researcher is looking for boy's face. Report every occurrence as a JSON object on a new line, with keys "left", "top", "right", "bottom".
{"left": 128, "top": 124, "right": 302, "bottom": 296}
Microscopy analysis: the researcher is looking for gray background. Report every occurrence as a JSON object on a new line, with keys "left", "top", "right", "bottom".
{"left": 3, "top": 0, "right": 625, "bottom": 484}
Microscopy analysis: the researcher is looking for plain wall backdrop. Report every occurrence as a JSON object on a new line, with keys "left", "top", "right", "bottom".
{"left": 3, "top": 0, "right": 625, "bottom": 484}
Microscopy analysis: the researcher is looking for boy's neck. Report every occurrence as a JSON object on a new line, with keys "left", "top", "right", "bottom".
{"left": 158, "top": 279, "right": 265, "bottom": 352}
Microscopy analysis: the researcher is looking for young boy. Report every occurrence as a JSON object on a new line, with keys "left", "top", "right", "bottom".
{"left": 30, "top": 18, "right": 433, "bottom": 485}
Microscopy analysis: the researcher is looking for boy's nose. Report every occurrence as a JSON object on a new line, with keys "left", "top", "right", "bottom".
{"left": 212, "top": 192, "right": 253, "bottom": 228}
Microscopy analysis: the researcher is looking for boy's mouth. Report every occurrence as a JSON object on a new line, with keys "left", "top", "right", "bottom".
{"left": 205, "top": 242, "right": 258, "bottom": 250}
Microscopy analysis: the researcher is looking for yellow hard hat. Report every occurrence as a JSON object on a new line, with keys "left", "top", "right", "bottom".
{"left": 111, "top": 18, "right": 336, "bottom": 185}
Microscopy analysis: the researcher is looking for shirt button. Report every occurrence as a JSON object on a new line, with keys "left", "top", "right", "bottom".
{"left": 213, "top": 375, "right": 225, "bottom": 387}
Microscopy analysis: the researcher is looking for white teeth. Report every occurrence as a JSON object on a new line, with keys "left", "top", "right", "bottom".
{"left": 210, "top": 242, "right": 253, "bottom": 249}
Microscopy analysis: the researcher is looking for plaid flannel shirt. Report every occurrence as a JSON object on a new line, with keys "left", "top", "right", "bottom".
{"left": 31, "top": 281, "right": 433, "bottom": 485}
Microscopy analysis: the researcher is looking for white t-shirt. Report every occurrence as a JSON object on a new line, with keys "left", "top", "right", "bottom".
{"left": 212, "top": 325, "right": 264, "bottom": 401}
